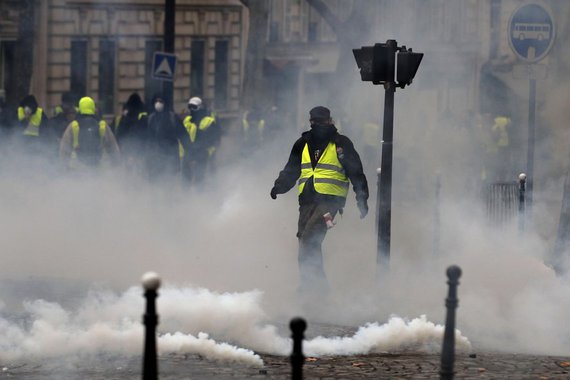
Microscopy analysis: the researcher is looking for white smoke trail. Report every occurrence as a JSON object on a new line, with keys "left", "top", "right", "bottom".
{"left": 0, "top": 285, "right": 469, "bottom": 366}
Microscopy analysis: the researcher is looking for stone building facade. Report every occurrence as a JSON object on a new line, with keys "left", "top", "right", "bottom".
{"left": 0, "top": 0, "right": 245, "bottom": 118}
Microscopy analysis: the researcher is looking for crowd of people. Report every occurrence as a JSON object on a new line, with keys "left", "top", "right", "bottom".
{"left": 0, "top": 91, "right": 224, "bottom": 185}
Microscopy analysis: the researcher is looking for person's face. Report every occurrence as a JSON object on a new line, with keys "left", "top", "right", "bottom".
{"left": 154, "top": 100, "right": 165, "bottom": 112}
{"left": 23, "top": 106, "right": 33, "bottom": 117}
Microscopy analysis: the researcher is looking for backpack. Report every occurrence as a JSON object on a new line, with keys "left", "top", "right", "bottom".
{"left": 71, "top": 118, "right": 106, "bottom": 166}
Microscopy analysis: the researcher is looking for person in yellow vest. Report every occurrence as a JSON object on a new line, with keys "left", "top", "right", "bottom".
{"left": 242, "top": 107, "right": 265, "bottom": 149}
{"left": 270, "top": 106, "right": 369, "bottom": 298}
{"left": 17, "top": 94, "right": 50, "bottom": 153}
{"left": 186, "top": 97, "right": 219, "bottom": 183}
{"left": 59, "top": 96, "right": 120, "bottom": 170}
{"left": 479, "top": 114, "right": 510, "bottom": 181}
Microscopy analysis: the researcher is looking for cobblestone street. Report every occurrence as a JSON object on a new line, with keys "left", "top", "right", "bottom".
{"left": 2, "top": 352, "right": 569, "bottom": 379}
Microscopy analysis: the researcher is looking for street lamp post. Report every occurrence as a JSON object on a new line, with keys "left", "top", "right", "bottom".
{"left": 163, "top": 0, "right": 175, "bottom": 109}
{"left": 353, "top": 40, "right": 423, "bottom": 272}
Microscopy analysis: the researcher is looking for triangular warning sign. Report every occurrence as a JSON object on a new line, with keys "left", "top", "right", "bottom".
{"left": 155, "top": 57, "right": 173, "bottom": 77}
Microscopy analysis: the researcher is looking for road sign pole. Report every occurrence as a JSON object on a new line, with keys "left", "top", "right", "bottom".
{"left": 163, "top": 0, "right": 175, "bottom": 109}
{"left": 526, "top": 76, "right": 536, "bottom": 212}
{"left": 508, "top": 3, "right": 555, "bottom": 219}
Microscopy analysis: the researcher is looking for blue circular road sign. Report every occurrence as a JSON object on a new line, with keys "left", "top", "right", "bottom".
{"left": 508, "top": 3, "right": 555, "bottom": 63}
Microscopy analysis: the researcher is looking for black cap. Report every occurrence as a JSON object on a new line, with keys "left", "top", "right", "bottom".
{"left": 309, "top": 106, "right": 331, "bottom": 122}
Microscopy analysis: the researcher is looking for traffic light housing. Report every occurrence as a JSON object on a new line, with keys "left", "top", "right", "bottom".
{"left": 353, "top": 41, "right": 397, "bottom": 85}
{"left": 396, "top": 49, "right": 423, "bottom": 88}
{"left": 353, "top": 40, "right": 423, "bottom": 88}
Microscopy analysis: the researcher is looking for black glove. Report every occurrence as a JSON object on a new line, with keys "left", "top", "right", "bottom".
{"left": 358, "top": 200, "right": 368, "bottom": 219}
{"left": 270, "top": 187, "right": 278, "bottom": 200}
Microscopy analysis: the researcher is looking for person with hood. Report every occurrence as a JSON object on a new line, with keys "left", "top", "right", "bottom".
{"left": 48, "top": 92, "right": 78, "bottom": 147}
{"left": 270, "top": 106, "right": 369, "bottom": 297}
{"left": 113, "top": 93, "right": 148, "bottom": 172}
{"left": 185, "top": 96, "right": 220, "bottom": 183}
{"left": 17, "top": 94, "right": 50, "bottom": 152}
{"left": 146, "top": 94, "right": 192, "bottom": 180}
{"left": 59, "top": 96, "right": 120, "bottom": 170}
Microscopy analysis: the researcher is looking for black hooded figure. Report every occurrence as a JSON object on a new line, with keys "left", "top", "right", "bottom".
{"left": 145, "top": 94, "right": 192, "bottom": 180}
{"left": 115, "top": 92, "right": 148, "bottom": 171}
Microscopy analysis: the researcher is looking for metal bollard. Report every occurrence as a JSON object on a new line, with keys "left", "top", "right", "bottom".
{"left": 440, "top": 265, "right": 462, "bottom": 380}
{"left": 290, "top": 317, "right": 307, "bottom": 380}
{"left": 142, "top": 272, "right": 161, "bottom": 380}
{"left": 518, "top": 173, "right": 526, "bottom": 233}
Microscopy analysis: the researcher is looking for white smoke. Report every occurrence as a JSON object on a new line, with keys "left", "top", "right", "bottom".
{"left": 0, "top": 284, "right": 469, "bottom": 367}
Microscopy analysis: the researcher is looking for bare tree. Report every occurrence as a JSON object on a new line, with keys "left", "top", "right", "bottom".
{"left": 239, "top": 0, "right": 270, "bottom": 112}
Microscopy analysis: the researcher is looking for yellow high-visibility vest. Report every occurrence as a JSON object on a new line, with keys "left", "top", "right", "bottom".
{"left": 243, "top": 118, "right": 266, "bottom": 141}
{"left": 493, "top": 116, "right": 509, "bottom": 147}
{"left": 298, "top": 142, "right": 349, "bottom": 198}
{"left": 179, "top": 115, "right": 215, "bottom": 158}
{"left": 18, "top": 107, "right": 44, "bottom": 137}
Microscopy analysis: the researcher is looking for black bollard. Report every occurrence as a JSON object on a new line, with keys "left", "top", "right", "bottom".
{"left": 518, "top": 173, "right": 526, "bottom": 233}
{"left": 440, "top": 265, "right": 462, "bottom": 380}
{"left": 142, "top": 272, "right": 161, "bottom": 380}
{"left": 290, "top": 317, "right": 307, "bottom": 380}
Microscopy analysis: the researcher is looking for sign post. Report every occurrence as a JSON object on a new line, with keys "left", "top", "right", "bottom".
{"left": 508, "top": 3, "right": 555, "bottom": 212}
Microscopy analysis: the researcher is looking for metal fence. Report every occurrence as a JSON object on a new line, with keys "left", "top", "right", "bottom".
{"left": 485, "top": 182, "right": 520, "bottom": 226}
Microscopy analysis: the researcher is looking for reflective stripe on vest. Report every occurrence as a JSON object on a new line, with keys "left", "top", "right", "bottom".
{"left": 199, "top": 116, "right": 215, "bottom": 131}
{"left": 298, "top": 142, "right": 349, "bottom": 198}
{"left": 200, "top": 116, "right": 216, "bottom": 156}
{"left": 18, "top": 107, "right": 43, "bottom": 137}
{"left": 179, "top": 115, "right": 198, "bottom": 158}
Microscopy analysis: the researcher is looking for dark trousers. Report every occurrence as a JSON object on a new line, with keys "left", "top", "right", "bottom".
{"left": 297, "top": 202, "right": 340, "bottom": 295}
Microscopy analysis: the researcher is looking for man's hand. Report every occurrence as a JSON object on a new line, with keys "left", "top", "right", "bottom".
{"left": 358, "top": 200, "right": 368, "bottom": 219}
{"left": 270, "top": 187, "right": 278, "bottom": 200}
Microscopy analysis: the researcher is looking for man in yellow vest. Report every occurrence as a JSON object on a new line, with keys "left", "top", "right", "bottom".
{"left": 59, "top": 96, "right": 120, "bottom": 170}
{"left": 17, "top": 94, "right": 50, "bottom": 154}
{"left": 270, "top": 106, "right": 369, "bottom": 297}
{"left": 242, "top": 107, "right": 265, "bottom": 149}
{"left": 185, "top": 97, "right": 219, "bottom": 183}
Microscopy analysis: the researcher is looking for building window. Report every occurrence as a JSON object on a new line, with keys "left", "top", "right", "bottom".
{"left": 190, "top": 40, "right": 205, "bottom": 97}
{"left": 70, "top": 40, "right": 88, "bottom": 98}
{"left": 308, "top": 22, "right": 318, "bottom": 42}
{"left": 214, "top": 40, "right": 229, "bottom": 109}
{"left": 0, "top": 41, "right": 15, "bottom": 97}
{"left": 98, "top": 38, "right": 115, "bottom": 115}
{"left": 144, "top": 39, "right": 163, "bottom": 107}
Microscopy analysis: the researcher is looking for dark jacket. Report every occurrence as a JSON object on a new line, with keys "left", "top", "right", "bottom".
{"left": 273, "top": 123, "right": 369, "bottom": 207}
{"left": 115, "top": 93, "right": 148, "bottom": 147}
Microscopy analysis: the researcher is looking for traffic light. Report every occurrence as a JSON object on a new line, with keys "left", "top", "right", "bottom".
{"left": 353, "top": 41, "right": 397, "bottom": 85}
{"left": 396, "top": 49, "right": 424, "bottom": 88}
{"left": 352, "top": 46, "right": 374, "bottom": 82}
{"left": 354, "top": 40, "right": 422, "bottom": 88}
